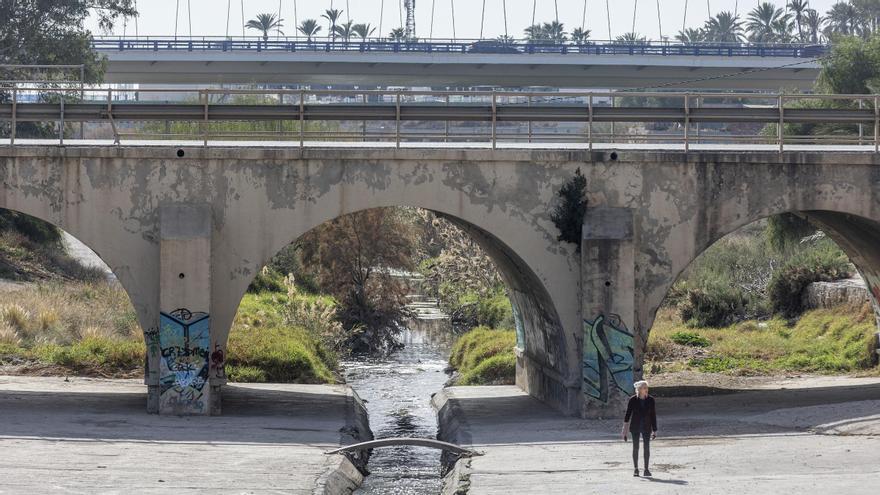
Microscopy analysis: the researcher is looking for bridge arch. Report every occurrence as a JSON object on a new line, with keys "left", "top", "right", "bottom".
{"left": 636, "top": 155, "right": 880, "bottom": 346}
{"left": 218, "top": 203, "right": 574, "bottom": 412}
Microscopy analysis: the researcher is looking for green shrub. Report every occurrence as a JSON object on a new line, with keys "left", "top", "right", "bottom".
{"left": 451, "top": 287, "right": 514, "bottom": 329}
{"left": 678, "top": 285, "right": 748, "bottom": 328}
{"left": 669, "top": 331, "right": 711, "bottom": 347}
{"left": 458, "top": 353, "right": 516, "bottom": 385}
{"left": 226, "top": 365, "right": 268, "bottom": 383}
{"left": 0, "top": 210, "right": 61, "bottom": 245}
{"left": 227, "top": 292, "right": 337, "bottom": 383}
{"left": 768, "top": 241, "right": 850, "bottom": 318}
{"left": 690, "top": 356, "right": 737, "bottom": 373}
{"left": 247, "top": 266, "right": 286, "bottom": 294}
{"left": 449, "top": 326, "right": 516, "bottom": 385}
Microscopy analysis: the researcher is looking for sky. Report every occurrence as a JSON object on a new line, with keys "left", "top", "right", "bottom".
{"left": 88, "top": 0, "right": 841, "bottom": 42}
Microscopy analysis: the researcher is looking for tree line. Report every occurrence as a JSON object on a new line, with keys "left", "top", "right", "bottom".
{"left": 243, "top": 1, "right": 880, "bottom": 45}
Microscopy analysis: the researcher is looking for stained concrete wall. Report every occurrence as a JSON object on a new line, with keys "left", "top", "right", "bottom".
{"left": 2, "top": 146, "right": 880, "bottom": 418}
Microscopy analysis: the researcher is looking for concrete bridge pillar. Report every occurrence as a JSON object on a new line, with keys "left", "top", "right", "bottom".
{"left": 580, "top": 207, "right": 638, "bottom": 418}
{"left": 155, "top": 204, "right": 216, "bottom": 415}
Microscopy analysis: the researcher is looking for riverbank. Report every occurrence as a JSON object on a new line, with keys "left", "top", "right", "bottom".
{"left": 0, "top": 281, "right": 338, "bottom": 383}
{"left": 0, "top": 375, "right": 371, "bottom": 493}
{"left": 433, "top": 375, "right": 880, "bottom": 494}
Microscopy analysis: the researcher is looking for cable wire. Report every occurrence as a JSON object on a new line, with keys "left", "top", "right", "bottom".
{"left": 480, "top": 0, "right": 486, "bottom": 38}
{"left": 430, "top": 0, "right": 436, "bottom": 38}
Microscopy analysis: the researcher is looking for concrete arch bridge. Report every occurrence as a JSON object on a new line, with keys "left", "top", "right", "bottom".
{"left": 1, "top": 144, "right": 878, "bottom": 417}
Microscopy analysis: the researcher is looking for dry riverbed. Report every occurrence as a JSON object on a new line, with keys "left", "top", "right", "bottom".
{"left": 435, "top": 374, "right": 880, "bottom": 494}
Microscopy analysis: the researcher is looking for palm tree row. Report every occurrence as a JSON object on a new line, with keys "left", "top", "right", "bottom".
{"left": 248, "top": 0, "right": 880, "bottom": 45}
{"left": 246, "top": 9, "right": 377, "bottom": 44}
{"left": 678, "top": 0, "right": 880, "bottom": 45}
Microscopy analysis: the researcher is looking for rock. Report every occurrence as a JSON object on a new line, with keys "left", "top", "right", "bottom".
{"left": 802, "top": 277, "right": 869, "bottom": 310}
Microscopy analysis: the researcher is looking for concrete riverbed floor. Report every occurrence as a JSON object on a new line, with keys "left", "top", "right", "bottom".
{"left": 0, "top": 375, "right": 367, "bottom": 494}
{"left": 434, "top": 376, "right": 880, "bottom": 494}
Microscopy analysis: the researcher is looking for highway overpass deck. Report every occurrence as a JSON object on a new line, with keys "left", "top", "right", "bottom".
{"left": 93, "top": 37, "right": 825, "bottom": 90}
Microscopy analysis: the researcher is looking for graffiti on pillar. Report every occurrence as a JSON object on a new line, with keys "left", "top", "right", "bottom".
{"left": 211, "top": 344, "right": 226, "bottom": 379}
{"left": 512, "top": 302, "right": 525, "bottom": 350}
{"left": 582, "top": 314, "right": 635, "bottom": 403}
{"left": 159, "top": 308, "right": 210, "bottom": 414}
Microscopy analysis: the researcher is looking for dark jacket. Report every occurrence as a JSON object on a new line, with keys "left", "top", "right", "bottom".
{"left": 624, "top": 395, "right": 657, "bottom": 433}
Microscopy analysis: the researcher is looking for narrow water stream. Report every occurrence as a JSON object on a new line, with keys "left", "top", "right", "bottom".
{"left": 343, "top": 326, "right": 453, "bottom": 494}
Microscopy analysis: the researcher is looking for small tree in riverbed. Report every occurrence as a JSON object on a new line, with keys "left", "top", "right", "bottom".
{"left": 298, "top": 208, "right": 418, "bottom": 355}
{"left": 551, "top": 168, "right": 588, "bottom": 252}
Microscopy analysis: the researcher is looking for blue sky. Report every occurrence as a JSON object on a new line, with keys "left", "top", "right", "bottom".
{"left": 90, "top": 0, "right": 840, "bottom": 41}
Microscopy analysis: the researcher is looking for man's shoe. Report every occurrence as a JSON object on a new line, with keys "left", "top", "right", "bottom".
{"left": 643, "top": 469, "right": 652, "bottom": 477}
{"left": 633, "top": 469, "right": 639, "bottom": 477}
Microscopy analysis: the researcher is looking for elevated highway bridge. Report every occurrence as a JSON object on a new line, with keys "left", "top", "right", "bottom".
{"left": 92, "top": 37, "right": 826, "bottom": 90}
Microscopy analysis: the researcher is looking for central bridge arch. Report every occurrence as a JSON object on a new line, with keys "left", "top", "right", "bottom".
{"left": 204, "top": 150, "right": 587, "bottom": 415}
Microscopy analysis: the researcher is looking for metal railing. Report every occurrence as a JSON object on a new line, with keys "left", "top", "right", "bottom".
{"left": 91, "top": 36, "right": 829, "bottom": 59}
{"left": 1, "top": 86, "right": 878, "bottom": 152}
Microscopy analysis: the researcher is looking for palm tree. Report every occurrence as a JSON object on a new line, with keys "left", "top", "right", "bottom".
{"left": 524, "top": 24, "right": 549, "bottom": 41}
{"left": 352, "top": 23, "right": 376, "bottom": 42}
{"left": 245, "top": 13, "right": 283, "bottom": 42}
{"left": 853, "top": 0, "right": 880, "bottom": 36}
{"left": 322, "top": 8, "right": 344, "bottom": 41}
{"left": 771, "top": 16, "right": 796, "bottom": 41}
{"left": 747, "top": 3, "right": 790, "bottom": 42}
{"left": 334, "top": 20, "right": 355, "bottom": 42}
{"left": 389, "top": 27, "right": 406, "bottom": 41}
{"left": 803, "top": 8, "right": 823, "bottom": 42}
{"left": 298, "top": 19, "right": 322, "bottom": 43}
{"left": 616, "top": 32, "right": 646, "bottom": 44}
{"left": 543, "top": 21, "right": 567, "bottom": 42}
{"left": 825, "top": 1, "right": 861, "bottom": 37}
{"left": 703, "top": 11, "right": 744, "bottom": 42}
{"left": 496, "top": 34, "right": 516, "bottom": 44}
{"left": 571, "top": 27, "right": 591, "bottom": 44}
{"left": 787, "top": 0, "right": 810, "bottom": 41}
{"left": 676, "top": 27, "right": 706, "bottom": 44}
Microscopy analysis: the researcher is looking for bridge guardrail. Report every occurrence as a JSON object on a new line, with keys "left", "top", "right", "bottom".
{"left": 0, "top": 86, "right": 876, "bottom": 152}
{"left": 90, "top": 36, "right": 830, "bottom": 58}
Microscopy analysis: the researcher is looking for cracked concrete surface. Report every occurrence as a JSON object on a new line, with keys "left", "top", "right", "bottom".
{"left": 434, "top": 377, "right": 880, "bottom": 494}
{"left": 0, "top": 376, "right": 367, "bottom": 494}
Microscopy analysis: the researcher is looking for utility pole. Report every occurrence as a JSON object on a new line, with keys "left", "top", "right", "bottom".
{"left": 404, "top": 0, "right": 416, "bottom": 39}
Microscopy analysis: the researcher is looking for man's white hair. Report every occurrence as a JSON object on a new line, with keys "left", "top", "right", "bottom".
{"left": 633, "top": 380, "right": 649, "bottom": 390}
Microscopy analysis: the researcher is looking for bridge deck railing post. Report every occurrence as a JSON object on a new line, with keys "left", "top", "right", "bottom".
{"left": 491, "top": 92, "right": 497, "bottom": 150}
{"left": 10, "top": 85, "right": 16, "bottom": 147}
{"left": 395, "top": 91, "right": 401, "bottom": 149}
{"left": 588, "top": 94, "right": 593, "bottom": 153}
{"left": 860, "top": 99, "right": 865, "bottom": 146}
{"left": 683, "top": 93, "right": 689, "bottom": 153}
{"left": 874, "top": 96, "right": 878, "bottom": 153}
{"left": 59, "top": 95, "right": 64, "bottom": 146}
{"left": 778, "top": 94, "right": 784, "bottom": 153}
{"left": 299, "top": 90, "right": 305, "bottom": 148}
{"left": 202, "top": 90, "right": 209, "bottom": 147}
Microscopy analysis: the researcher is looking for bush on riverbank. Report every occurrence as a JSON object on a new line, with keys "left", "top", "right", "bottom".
{"left": 228, "top": 291, "right": 337, "bottom": 383}
{"left": 448, "top": 326, "right": 516, "bottom": 385}
{"left": 669, "top": 225, "right": 853, "bottom": 326}
{"left": 0, "top": 281, "right": 339, "bottom": 383}
{"left": 646, "top": 306, "right": 879, "bottom": 375}
{"left": 443, "top": 286, "right": 514, "bottom": 330}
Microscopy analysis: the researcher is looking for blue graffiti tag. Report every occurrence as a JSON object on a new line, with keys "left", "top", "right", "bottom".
{"left": 582, "top": 314, "right": 635, "bottom": 403}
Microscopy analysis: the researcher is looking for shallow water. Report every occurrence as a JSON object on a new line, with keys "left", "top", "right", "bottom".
{"left": 344, "top": 328, "right": 452, "bottom": 495}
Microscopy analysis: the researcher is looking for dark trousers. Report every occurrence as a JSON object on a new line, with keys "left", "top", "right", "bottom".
{"left": 632, "top": 429, "right": 650, "bottom": 469}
